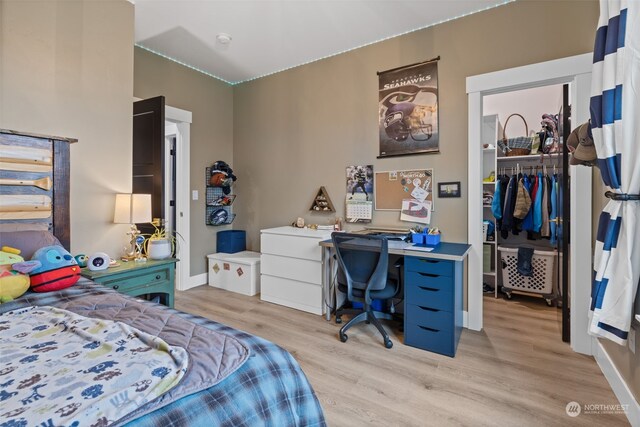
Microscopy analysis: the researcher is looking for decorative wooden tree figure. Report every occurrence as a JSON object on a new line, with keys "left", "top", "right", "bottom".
{"left": 309, "top": 186, "right": 335, "bottom": 212}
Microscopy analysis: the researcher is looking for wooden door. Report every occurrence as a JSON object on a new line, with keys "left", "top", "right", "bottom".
{"left": 133, "top": 96, "right": 165, "bottom": 235}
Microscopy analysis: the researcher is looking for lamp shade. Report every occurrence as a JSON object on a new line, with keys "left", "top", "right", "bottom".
{"left": 114, "top": 193, "right": 152, "bottom": 224}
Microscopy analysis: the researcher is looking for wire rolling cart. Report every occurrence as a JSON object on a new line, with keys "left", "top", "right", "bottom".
{"left": 498, "top": 246, "right": 557, "bottom": 306}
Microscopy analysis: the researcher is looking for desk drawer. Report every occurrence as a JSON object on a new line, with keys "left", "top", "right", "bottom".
{"left": 406, "top": 304, "right": 453, "bottom": 330}
{"left": 406, "top": 284, "right": 453, "bottom": 312}
{"left": 404, "top": 322, "right": 454, "bottom": 357}
{"left": 405, "top": 271, "right": 453, "bottom": 292}
{"left": 405, "top": 257, "right": 453, "bottom": 277}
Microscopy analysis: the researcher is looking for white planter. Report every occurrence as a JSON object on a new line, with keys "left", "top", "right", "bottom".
{"left": 147, "top": 238, "right": 172, "bottom": 260}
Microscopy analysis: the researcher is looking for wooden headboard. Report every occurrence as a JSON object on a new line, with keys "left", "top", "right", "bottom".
{"left": 0, "top": 129, "right": 76, "bottom": 249}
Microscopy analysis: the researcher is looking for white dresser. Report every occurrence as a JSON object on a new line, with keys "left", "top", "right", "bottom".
{"left": 260, "top": 226, "right": 333, "bottom": 315}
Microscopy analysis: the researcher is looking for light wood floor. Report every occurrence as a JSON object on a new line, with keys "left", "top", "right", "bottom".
{"left": 176, "top": 287, "right": 629, "bottom": 426}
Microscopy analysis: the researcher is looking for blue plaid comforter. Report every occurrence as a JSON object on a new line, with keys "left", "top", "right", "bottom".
{"left": 0, "top": 279, "right": 326, "bottom": 427}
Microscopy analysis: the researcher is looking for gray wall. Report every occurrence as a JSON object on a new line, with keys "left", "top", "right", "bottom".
{"left": 0, "top": 0, "right": 134, "bottom": 256}
{"left": 134, "top": 47, "right": 234, "bottom": 276}
{"left": 232, "top": 0, "right": 598, "bottom": 250}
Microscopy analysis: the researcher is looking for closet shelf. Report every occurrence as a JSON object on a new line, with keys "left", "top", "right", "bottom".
{"left": 483, "top": 181, "right": 495, "bottom": 185}
{"left": 497, "top": 153, "right": 563, "bottom": 161}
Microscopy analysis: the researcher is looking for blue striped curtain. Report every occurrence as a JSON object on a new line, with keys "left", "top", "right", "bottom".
{"left": 589, "top": 0, "right": 640, "bottom": 345}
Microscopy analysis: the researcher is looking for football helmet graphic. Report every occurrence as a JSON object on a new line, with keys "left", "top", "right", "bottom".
{"left": 380, "top": 86, "right": 437, "bottom": 143}
{"left": 384, "top": 103, "right": 433, "bottom": 142}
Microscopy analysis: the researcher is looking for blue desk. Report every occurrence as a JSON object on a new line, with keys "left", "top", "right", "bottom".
{"left": 320, "top": 239, "right": 470, "bottom": 357}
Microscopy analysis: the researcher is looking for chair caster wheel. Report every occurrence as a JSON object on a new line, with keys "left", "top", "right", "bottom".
{"left": 335, "top": 316, "right": 342, "bottom": 324}
{"left": 384, "top": 339, "right": 393, "bottom": 349}
{"left": 339, "top": 333, "right": 348, "bottom": 343}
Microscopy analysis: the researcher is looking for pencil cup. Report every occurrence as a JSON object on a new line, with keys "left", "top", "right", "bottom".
{"left": 425, "top": 234, "right": 441, "bottom": 246}
{"left": 411, "top": 233, "right": 425, "bottom": 244}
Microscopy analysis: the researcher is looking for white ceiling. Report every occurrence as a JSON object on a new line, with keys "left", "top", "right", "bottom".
{"left": 135, "top": 0, "right": 511, "bottom": 85}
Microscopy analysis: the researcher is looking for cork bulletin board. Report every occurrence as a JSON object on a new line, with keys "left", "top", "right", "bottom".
{"left": 374, "top": 169, "right": 433, "bottom": 210}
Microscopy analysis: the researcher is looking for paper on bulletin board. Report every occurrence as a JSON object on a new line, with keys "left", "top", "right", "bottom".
{"left": 374, "top": 169, "right": 433, "bottom": 210}
{"left": 400, "top": 199, "right": 432, "bottom": 225}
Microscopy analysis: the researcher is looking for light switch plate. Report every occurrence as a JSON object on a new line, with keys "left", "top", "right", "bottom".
{"left": 192, "top": 190, "right": 198, "bottom": 201}
{"left": 629, "top": 327, "right": 636, "bottom": 354}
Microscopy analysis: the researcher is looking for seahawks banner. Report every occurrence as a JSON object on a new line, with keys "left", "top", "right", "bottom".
{"left": 378, "top": 59, "right": 439, "bottom": 157}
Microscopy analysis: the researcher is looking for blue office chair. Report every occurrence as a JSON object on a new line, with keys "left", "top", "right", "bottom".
{"left": 332, "top": 232, "right": 400, "bottom": 349}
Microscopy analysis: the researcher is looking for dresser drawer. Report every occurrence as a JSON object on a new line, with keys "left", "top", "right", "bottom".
{"left": 405, "top": 257, "right": 453, "bottom": 277}
{"left": 406, "top": 284, "right": 453, "bottom": 312}
{"left": 404, "top": 322, "right": 454, "bottom": 356}
{"left": 98, "top": 268, "right": 169, "bottom": 293}
{"left": 406, "top": 304, "right": 453, "bottom": 330}
{"left": 261, "top": 274, "right": 323, "bottom": 315}
{"left": 261, "top": 233, "right": 322, "bottom": 261}
{"left": 261, "top": 254, "right": 322, "bottom": 285}
{"left": 405, "top": 271, "right": 454, "bottom": 292}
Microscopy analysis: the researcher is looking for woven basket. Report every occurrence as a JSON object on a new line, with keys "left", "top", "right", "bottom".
{"left": 497, "top": 113, "right": 532, "bottom": 156}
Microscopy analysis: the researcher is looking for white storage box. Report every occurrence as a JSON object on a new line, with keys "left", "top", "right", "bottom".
{"left": 207, "top": 251, "right": 261, "bottom": 296}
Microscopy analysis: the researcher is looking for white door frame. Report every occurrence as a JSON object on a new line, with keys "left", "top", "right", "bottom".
{"left": 466, "top": 53, "right": 594, "bottom": 355}
{"left": 165, "top": 105, "right": 192, "bottom": 291}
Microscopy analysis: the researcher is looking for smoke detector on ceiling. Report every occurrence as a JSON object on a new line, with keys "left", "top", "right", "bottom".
{"left": 216, "top": 33, "right": 233, "bottom": 48}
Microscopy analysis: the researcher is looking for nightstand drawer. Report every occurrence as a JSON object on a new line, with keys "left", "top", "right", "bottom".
{"left": 406, "top": 271, "right": 453, "bottom": 292}
{"left": 405, "top": 257, "right": 453, "bottom": 277}
{"left": 81, "top": 259, "right": 176, "bottom": 308}
{"left": 406, "top": 304, "right": 453, "bottom": 329}
{"left": 98, "top": 268, "right": 169, "bottom": 293}
{"left": 406, "top": 283, "right": 453, "bottom": 312}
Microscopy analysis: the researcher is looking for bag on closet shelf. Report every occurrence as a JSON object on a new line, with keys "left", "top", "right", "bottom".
{"left": 529, "top": 132, "right": 541, "bottom": 155}
{"left": 540, "top": 113, "right": 560, "bottom": 154}
{"left": 497, "top": 113, "right": 533, "bottom": 156}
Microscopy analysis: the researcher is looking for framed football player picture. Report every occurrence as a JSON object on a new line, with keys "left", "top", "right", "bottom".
{"left": 438, "top": 181, "right": 461, "bottom": 198}
{"left": 378, "top": 58, "right": 439, "bottom": 158}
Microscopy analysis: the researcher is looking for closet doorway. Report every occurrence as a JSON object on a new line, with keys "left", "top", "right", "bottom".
{"left": 467, "top": 53, "right": 594, "bottom": 355}
{"left": 481, "top": 84, "right": 569, "bottom": 342}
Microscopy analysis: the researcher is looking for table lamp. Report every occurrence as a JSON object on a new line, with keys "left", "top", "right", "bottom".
{"left": 114, "top": 193, "right": 152, "bottom": 260}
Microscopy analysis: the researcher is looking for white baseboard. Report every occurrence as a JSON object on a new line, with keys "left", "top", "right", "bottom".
{"left": 463, "top": 310, "right": 469, "bottom": 328}
{"left": 594, "top": 340, "right": 640, "bottom": 426}
{"left": 180, "top": 273, "right": 207, "bottom": 291}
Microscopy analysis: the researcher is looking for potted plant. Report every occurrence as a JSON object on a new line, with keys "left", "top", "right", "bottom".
{"left": 143, "top": 222, "right": 179, "bottom": 260}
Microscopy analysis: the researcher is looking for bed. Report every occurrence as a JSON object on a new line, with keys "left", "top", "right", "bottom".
{"left": 0, "top": 129, "right": 326, "bottom": 426}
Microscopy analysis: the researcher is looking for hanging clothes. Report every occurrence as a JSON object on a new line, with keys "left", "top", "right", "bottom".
{"left": 512, "top": 173, "right": 524, "bottom": 235}
{"left": 513, "top": 177, "right": 532, "bottom": 220}
{"left": 500, "top": 174, "right": 517, "bottom": 239}
{"left": 522, "top": 174, "right": 535, "bottom": 231}
{"left": 492, "top": 179, "right": 503, "bottom": 220}
{"left": 540, "top": 175, "right": 550, "bottom": 238}
{"left": 550, "top": 174, "right": 558, "bottom": 245}
{"left": 589, "top": 0, "right": 640, "bottom": 345}
{"left": 533, "top": 171, "right": 543, "bottom": 233}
